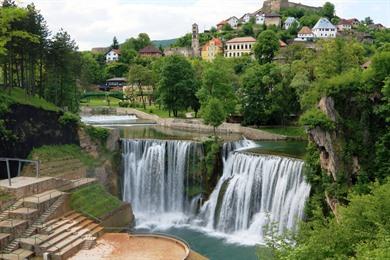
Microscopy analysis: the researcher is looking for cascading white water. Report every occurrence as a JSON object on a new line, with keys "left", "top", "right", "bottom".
{"left": 81, "top": 115, "right": 137, "bottom": 125}
{"left": 122, "top": 139, "right": 202, "bottom": 226}
{"left": 122, "top": 138, "right": 310, "bottom": 245}
{"left": 199, "top": 152, "right": 311, "bottom": 244}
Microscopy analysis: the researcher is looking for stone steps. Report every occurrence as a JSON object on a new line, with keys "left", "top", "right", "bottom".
{"left": 0, "top": 201, "right": 23, "bottom": 222}
{"left": 22, "top": 190, "right": 64, "bottom": 210}
{"left": 0, "top": 248, "right": 33, "bottom": 260}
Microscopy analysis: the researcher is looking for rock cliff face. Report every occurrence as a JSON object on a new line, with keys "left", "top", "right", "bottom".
{"left": 0, "top": 104, "right": 79, "bottom": 178}
{"left": 308, "top": 97, "right": 341, "bottom": 181}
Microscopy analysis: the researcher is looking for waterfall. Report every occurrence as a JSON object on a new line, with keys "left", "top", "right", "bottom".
{"left": 199, "top": 152, "right": 311, "bottom": 243}
{"left": 122, "top": 138, "right": 310, "bottom": 245}
{"left": 122, "top": 139, "right": 203, "bottom": 226}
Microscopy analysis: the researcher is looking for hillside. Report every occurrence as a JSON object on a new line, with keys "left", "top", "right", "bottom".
{"left": 152, "top": 38, "right": 177, "bottom": 48}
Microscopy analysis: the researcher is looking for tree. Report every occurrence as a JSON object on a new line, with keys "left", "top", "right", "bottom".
{"left": 197, "top": 57, "right": 237, "bottom": 116}
{"left": 202, "top": 98, "right": 226, "bottom": 135}
{"left": 364, "top": 16, "right": 374, "bottom": 25}
{"left": 254, "top": 30, "right": 280, "bottom": 64}
{"left": 45, "top": 30, "right": 81, "bottom": 112}
{"left": 104, "top": 62, "right": 128, "bottom": 78}
{"left": 111, "top": 36, "right": 119, "bottom": 49}
{"left": 242, "top": 23, "right": 254, "bottom": 37}
{"left": 321, "top": 2, "right": 335, "bottom": 20}
{"left": 80, "top": 52, "right": 104, "bottom": 87}
{"left": 127, "top": 64, "right": 153, "bottom": 109}
{"left": 157, "top": 55, "right": 197, "bottom": 117}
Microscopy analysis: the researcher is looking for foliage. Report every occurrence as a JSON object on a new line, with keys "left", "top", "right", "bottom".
{"left": 321, "top": 2, "right": 335, "bottom": 20}
{"left": 202, "top": 98, "right": 226, "bottom": 134}
{"left": 104, "top": 62, "right": 128, "bottom": 78}
{"left": 241, "top": 63, "right": 299, "bottom": 126}
{"left": 254, "top": 30, "right": 280, "bottom": 64}
{"left": 111, "top": 36, "right": 119, "bottom": 49}
{"left": 127, "top": 64, "right": 153, "bottom": 109}
{"left": 29, "top": 144, "right": 96, "bottom": 168}
{"left": 58, "top": 112, "right": 80, "bottom": 127}
{"left": 274, "top": 179, "right": 390, "bottom": 260}
{"left": 156, "top": 55, "right": 197, "bottom": 117}
{"left": 197, "top": 57, "right": 237, "bottom": 116}
{"left": 84, "top": 125, "right": 110, "bottom": 145}
{"left": 299, "top": 108, "right": 335, "bottom": 130}
{"left": 70, "top": 184, "right": 122, "bottom": 218}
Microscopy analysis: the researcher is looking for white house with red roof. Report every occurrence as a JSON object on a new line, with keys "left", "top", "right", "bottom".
{"left": 105, "top": 49, "right": 121, "bottom": 63}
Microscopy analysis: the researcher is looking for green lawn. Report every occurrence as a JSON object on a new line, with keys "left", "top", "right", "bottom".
{"left": 29, "top": 144, "right": 97, "bottom": 167}
{"left": 81, "top": 96, "right": 121, "bottom": 107}
{"left": 259, "top": 126, "right": 306, "bottom": 138}
{"left": 0, "top": 87, "right": 60, "bottom": 112}
{"left": 70, "top": 184, "right": 122, "bottom": 219}
{"left": 137, "top": 105, "right": 172, "bottom": 118}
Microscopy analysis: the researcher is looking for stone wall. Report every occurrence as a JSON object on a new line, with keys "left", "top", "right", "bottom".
{"left": 100, "top": 202, "right": 134, "bottom": 230}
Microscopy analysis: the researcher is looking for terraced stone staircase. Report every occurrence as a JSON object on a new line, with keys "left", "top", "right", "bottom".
{"left": 19, "top": 211, "right": 104, "bottom": 260}
{"left": 0, "top": 189, "right": 66, "bottom": 259}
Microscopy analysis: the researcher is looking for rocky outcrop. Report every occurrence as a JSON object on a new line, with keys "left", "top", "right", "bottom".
{"left": 308, "top": 97, "right": 342, "bottom": 181}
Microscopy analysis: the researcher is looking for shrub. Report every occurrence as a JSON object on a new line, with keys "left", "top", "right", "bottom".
{"left": 58, "top": 112, "right": 80, "bottom": 127}
{"left": 85, "top": 125, "right": 110, "bottom": 145}
{"left": 300, "top": 108, "right": 335, "bottom": 131}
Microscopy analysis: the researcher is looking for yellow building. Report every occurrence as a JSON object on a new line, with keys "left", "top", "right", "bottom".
{"left": 201, "top": 38, "right": 223, "bottom": 61}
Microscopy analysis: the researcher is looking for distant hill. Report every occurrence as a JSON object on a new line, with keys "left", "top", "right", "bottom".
{"left": 152, "top": 39, "right": 177, "bottom": 48}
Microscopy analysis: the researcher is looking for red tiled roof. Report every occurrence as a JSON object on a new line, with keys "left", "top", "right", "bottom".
{"left": 279, "top": 40, "right": 287, "bottom": 47}
{"left": 139, "top": 45, "right": 162, "bottom": 54}
{"left": 298, "top": 26, "right": 313, "bottom": 35}
{"left": 217, "top": 20, "right": 227, "bottom": 26}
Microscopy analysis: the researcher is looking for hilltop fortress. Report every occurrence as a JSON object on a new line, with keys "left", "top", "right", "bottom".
{"left": 261, "top": 0, "right": 321, "bottom": 13}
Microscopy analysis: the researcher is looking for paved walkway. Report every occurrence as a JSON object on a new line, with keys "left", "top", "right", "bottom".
{"left": 112, "top": 107, "right": 287, "bottom": 141}
{"left": 70, "top": 233, "right": 189, "bottom": 260}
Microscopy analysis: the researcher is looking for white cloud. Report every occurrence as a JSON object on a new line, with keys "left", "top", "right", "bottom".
{"left": 20, "top": 0, "right": 390, "bottom": 50}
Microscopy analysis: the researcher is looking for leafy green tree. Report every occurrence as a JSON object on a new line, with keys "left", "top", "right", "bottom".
{"left": 254, "top": 30, "right": 279, "bottom": 64}
{"left": 127, "top": 64, "right": 153, "bottom": 109}
{"left": 299, "top": 14, "right": 321, "bottom": 27}
{"left": 202, "top": 98, "right": 226, "bottom": 135}
{"left": 197, "top": 58, "right": 237, "bottom": 116}
{"left": 241, "top": 23, "right": 254, "bottom": 36}
{"left": 104, "top": 62, "right": 128, "bottom": 78}
{"left": 157, "top": 55, "right": 197, "bottom": 117}
{"left": 364, "top": 16, "right": 374, "bottom": 25}
{"left": 321, "top": 2, "right": 335, "bottom": 20}
{"left": 80, "top": 52, "right": 104, "bottom": 86}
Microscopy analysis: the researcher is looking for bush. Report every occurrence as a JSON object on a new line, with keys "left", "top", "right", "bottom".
{"left": 118, "top": 101, "right": 130, "bottom": 108}
{"left": 85, "top": 125, "right": 110, "bottom": 145}
{"left": 58, "top": 112, "right": 80, "bottom": 127}
{"left": 300, "top": 108, "right": 335, "bottom": 131}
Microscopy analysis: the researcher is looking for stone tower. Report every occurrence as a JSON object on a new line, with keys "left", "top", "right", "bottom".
{"left": 192, "top": 23, "right": 200, "bottom": 57}
{"left": 262, "top": 0, "right": 289, "bottom": 13}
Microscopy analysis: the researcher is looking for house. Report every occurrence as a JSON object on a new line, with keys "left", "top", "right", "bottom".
{"left": 139, "top": 45, "right": 163, "bottom": 57}
{"left": 284, "top": 17, "right": 299, "bottom": 30}
{"left": 227, "top": 16, "right": 239, "bottom": 28}
{"left": 337, "top": 19, "right": 354, "bottom": 31}
{"left": 312, "top": 18, "right": 337, "bottom": 38}
{"left": 106, "top": 77, "right": 127, "bottom": 88}
{"left": 240, "top": 13, "right": 252, "bottom": 24}
{"left": 224, "top": 37, "right": 256, "bottom": 58}
{"left": 105, "top": 49, "right": 121, "bottom": 63}
{"left": 255, "top": 13, "right": 265, "bottom": 25}
{"left": 217, "top": 20, "right": 228, "bottom": 31}
{"left": 295, "top": 26, "right": 315, "bottom": 41}
{"left": 368, "top": 23, "right": 386, "bottom": 30}
{"left": 201, "top": 38, "right": 223, "bottom": 61}
{"left": 264, "top": 13, "right": 281, "bottom": 27}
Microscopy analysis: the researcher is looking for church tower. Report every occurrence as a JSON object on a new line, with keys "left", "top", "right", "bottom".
{"left": 192, "top": 23, "right": 200, "bottom": 57}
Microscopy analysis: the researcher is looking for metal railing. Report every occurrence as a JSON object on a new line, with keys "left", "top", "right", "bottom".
{"left": 0, "top": 158, "right": 40, "bottom": 186}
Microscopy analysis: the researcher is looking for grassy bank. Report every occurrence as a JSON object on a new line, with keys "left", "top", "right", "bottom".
{"left": 258, "top": 126, "right": 306, "bottom": 138}
{"left": 29, "top": 144, "right": 97, "bottom": 167}
{"left": 0, "top": 87, "right": 60, "bottom": 112}
{"left": 81, "top": 96, "right": 121, "bottom": 107}
{"left": 70, "top": 184, "right": 122, "bottom": 218}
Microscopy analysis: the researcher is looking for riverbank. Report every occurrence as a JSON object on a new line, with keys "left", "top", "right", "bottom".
{"left": 80, "top": 106, "right": 301, "bottom": 141}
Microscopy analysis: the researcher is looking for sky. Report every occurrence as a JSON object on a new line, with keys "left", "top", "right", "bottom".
{"left": 17, "top": 0, "right": 390, "bottom": 50}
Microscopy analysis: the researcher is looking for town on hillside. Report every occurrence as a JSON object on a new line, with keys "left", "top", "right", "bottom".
{"left": 93, "top": 0, "right": 386, "bottom": 69}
